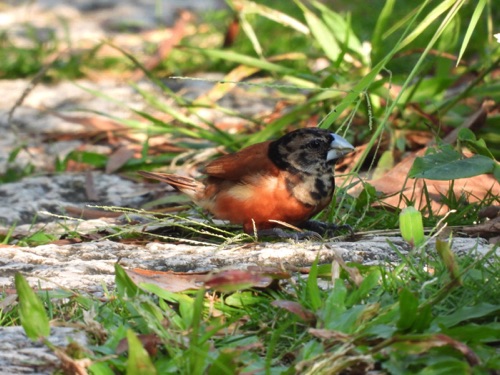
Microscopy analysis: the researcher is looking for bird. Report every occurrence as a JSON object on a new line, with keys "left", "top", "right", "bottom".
{"left": 138, "top": 128, "right": 354, "bottom": 238}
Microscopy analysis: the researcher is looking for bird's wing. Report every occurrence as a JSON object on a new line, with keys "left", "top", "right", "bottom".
{"left": 203, "top": 141, "right": 279, "bottom": 181}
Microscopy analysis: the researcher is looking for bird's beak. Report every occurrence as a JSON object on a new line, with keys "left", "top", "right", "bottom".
{"left": 327, "top": 134, "right": 355, "bottom": 161}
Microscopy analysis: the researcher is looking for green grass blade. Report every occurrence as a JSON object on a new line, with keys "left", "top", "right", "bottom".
{"left": 456, "top": 0, "right": 487, "bottom": 66}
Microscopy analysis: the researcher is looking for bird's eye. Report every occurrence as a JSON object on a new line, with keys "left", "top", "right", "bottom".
{"left": 307, "top": 140, "right": 321, "bottom": 149}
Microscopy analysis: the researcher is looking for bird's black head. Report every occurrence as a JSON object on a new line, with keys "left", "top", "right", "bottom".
{"left": 268, "top": 128, "right": 354, "bottom": 174}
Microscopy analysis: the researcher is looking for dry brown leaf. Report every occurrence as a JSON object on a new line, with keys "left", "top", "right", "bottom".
{"left": 49, "top": 238, "right": 83, "bottom": 246}
{"left": 461, "top": 216, "right": 500, "bottom": 239}
{"left": 360, "top": 148, "right": 500, "bottom": 215}
{"left": 64, "top": 206, "right": 123, "bottom": 220}
{"left": 308, "top": 328, "right": 351, "bottom": 342}
{"left": 105, "top": 146, "right": 135, "bottom": 174}
{"left": 271, "top": 300, "right": 316, "bottom": 323}
{"left": 50, "top": 112, "right": 125, "bottom": 132}
{"left": 132, "top": 10, "right": 194, "bottom": 80}
{"left": 204, "top": 269, "right": 273, "bottom": 292}
{"left": 115, "top": 333, "right": 162, "bottom": 357}
{"left": 126, "top": 268, "right": 204, "bottom": 293}
{"left": 85, "top": 171, "right": 99, "bottom": 201}
{"left": 0, "top": 294, "right": 17, "bottom": 311}
{"left": 222, "top": 15, "right": 240, "bottom": 48}
{"left": 246, "top": 265, "right": 292, "bottom": 280}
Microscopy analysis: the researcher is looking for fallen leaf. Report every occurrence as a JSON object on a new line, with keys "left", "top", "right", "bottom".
{"left": 222, "top": 15, "right": 240, "bottom": 48}
{"left": 126, "top": 268, "right": 204, "bottom": 293}
{"left": 461, "top": 216, "right": 500, "bottom": 240}
{"left": 358, "top": 148, "right": 500, "bottom": 215}
{"left": 246, "top": 265, "right": 292, "bottom": 280}
{"left": 116, "top": 333, "right": 162, "bottom": 357}
{"left": 271, "top": 300, "right": 316, "bottom": 323}
{"left": 105, "top": 146, "right": 135, "bottom": 174}
{"left": 204, "top": 269, "right": 273, "bottom": 292}
{"left": 478, "top": 205, "right": 500, "bottom": 219}
{"left": 0, "top": 294, "right": 18, "bottom": 311}
{"left": 132, "top": 10, "right": 193, "bottom": 80}
{"left": 308, "top": 328, "right": 351, "bottom": 342}
{"left": 85, "top": 171, "right": 99, "bottom": 201}
{"left": 64, "top": 206, "right": 123, "bottom": 219}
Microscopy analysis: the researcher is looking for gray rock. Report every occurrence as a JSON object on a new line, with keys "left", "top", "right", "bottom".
{"left": 0, "top": 172, "right": 150, "bottom": 224}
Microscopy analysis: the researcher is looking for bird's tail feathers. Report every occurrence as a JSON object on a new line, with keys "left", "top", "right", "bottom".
{"left": 138, "top": 171, "right": 203, "bottom": 198}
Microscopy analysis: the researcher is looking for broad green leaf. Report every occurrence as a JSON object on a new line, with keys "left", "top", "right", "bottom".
{"left": 140, "top": 282, "right": 193, "bottom": 330}
{"left": 413, "top": 304, "right": 434, "bottom": 333}
{"left": 435, "top": 303, "right": 500, "bottom": 328}
{"left": 354, "top": 183, "right": 377, "bottom": 212}
{"left": 115, "top": 264, "right": 141, "bottom": 298}
{"left": 88, "top": 362, "right": 116, "bottom": 375}
{"left": 225, "top": 291, "right": 266, "bottom": 307}
{"left": 363, "top": 324, "right": 397, "bottom": 339}
{"left": 494, "top": 164, "right": 500, "bottom": 182}
{"left": 23, "top": 231, "right": 57, "bottom": 246}
{"left": 420, "top": 358, "right": 469, "bottom": 374}
{"left": 408, "top": 146, "right": 495, "bottom": 180}
{"left": 329, "top": 304, "right": 367, "bottom": 333}
{"left": 15, "top": 273, "right": 50, "bottom": 340}
{"left": 456, "top": 0, "right": 487, "bottom": 65}
{"left": 66, "top": 151, "right": 108, "bottom": 168}
{"left": 208, "top": 349, "right": 241, "bottom": 375}
{"left": 126, "top": 329, "right": 158, "bottom": 375}
{"left": 346, "top": 269, "right": 381, "bottom": 306}
{"left": 443, "top": 322, "right": 500, "bottom": 343}
{"left": 300, "top": 340, "right": 324, "bottom": 361}
{"left": 321, "top": 279, "right": 347, "bottom": 328}
{"left": 458, "top": 128, "right": 495, "bottom": 159}
{"left": 397, "top": 288, "right": 419, "bottom": 331}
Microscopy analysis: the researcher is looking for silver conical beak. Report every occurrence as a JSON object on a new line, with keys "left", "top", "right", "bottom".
{"left": 327, "top": 134, "right": 355, "bottom": 161}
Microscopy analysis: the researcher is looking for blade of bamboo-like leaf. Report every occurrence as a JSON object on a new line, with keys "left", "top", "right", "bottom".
{"left": 312, "top": 1, "right": 364, "bottom": 57}
{"left": 186, "top": 47, "right": 298, "bottom": 75}
{"left": 372, "top": 0, "right": 396, "bottom": 55}
{"left": 456, "top": 0, "right": 487, "bottom": 66}
{"left": 296, "top": 1, "right": 341, "bottom": 62}
{"left": 398, "top": 0, "right": 457, "bottom": 51}
{"left": 329, "top": 0, "right": 467, "bottom": 178}
{"left": 232, "top": 0, "right": 310, "bottom": 34}
{"left": 239, "top": 13, "right": 264, "bottom": 57}
{"left": 382, "top": 5, "right": 419, "bottom": 40}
